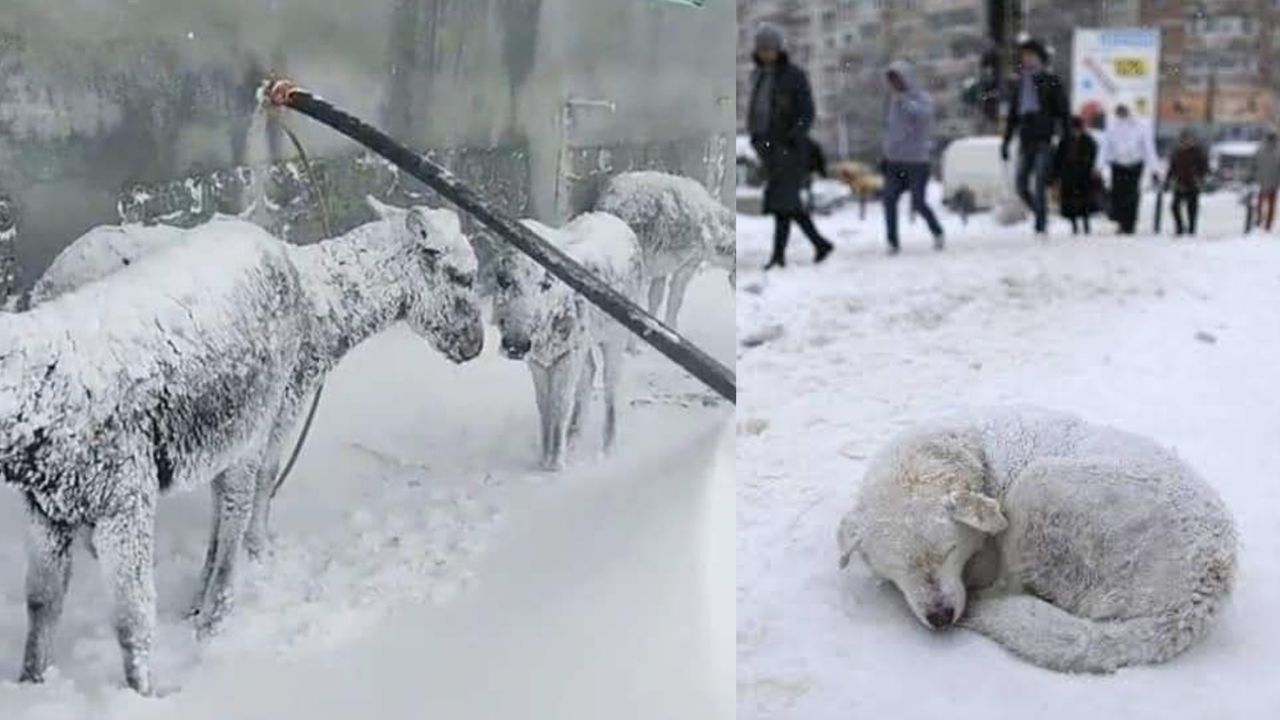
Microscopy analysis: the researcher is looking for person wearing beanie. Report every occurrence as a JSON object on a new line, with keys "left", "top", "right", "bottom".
{"left": 880, "top": 60, "right": 945, "bottom": 254}
{"left": 1001, "top": 37, "right": 1070, "bottom": 236}
{"left": 747, "top": 22, "right": 834, "bottom": 270}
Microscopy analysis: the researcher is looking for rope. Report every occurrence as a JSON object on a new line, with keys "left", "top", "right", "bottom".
{"left": 269, "top": 118, "right": 332, "bottom": 498}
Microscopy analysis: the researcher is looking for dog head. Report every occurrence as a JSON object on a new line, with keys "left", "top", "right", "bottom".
{"left": 838, "top": 426, "right": 1005, "bottom": 630}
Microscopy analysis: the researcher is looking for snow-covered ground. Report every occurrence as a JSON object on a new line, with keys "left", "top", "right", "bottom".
{"left": 737, "top": 186, "right": 1280, "bottom": 718}
{"left": 1, "top": 267, "right": 733, "bottom": 719}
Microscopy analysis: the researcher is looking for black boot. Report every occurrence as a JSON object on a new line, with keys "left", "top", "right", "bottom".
{"left": 764, "top": 257, "right": 785, "bottom": 270}
{"left": 814, "top": 239, "right": 834, "bottom": 264}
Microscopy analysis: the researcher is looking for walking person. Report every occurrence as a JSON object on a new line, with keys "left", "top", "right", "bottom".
{"left": 1253, "top": 131, "right": 1280, "bottom": 232}
{"left": 1166, "top": 129, "right": 1209, "bottom": 237}
{"left": 1000, "top": 38, "right": 1070, "bottom": 236}
{"left": 747, "top": 23, "right": 834, "bottom": 270}
{"left": 1101, "top": 104, "right": 1159, "bottom": 235}
{"left": 1052, "top": 116, "right": 1099, "bottom": 235}
{"left": 880, "top": 60, "right": 945, "bottom": 255}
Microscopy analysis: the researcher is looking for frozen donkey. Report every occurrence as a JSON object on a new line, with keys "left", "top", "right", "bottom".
{"left": 0, "top": 200, "right": 483, "bottom": 693}
{"left": 595, "top": 171, "right": 735, "bottom": 331}
{"left": 491, "top": 212, "right": 643, "bottom": 470}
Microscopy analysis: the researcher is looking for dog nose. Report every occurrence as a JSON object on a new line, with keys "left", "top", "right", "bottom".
{"left": 926, "top": 606, "right": 955, "bottom": 628}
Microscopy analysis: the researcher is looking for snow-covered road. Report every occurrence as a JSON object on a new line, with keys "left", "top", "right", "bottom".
{"left": 737, "top": 192, "right": 1280, "bottom": 719}
{"left": 1, "top": 269, "right": 733, "bottom": 719}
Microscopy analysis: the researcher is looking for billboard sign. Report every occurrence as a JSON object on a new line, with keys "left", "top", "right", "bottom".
{"left": 1071, "top": 28, "right": 1161, "bottom": 136}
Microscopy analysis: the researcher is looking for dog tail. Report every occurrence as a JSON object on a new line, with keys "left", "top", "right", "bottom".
{"left": 959, "top": 591, "right": 1227, "bottom": 673}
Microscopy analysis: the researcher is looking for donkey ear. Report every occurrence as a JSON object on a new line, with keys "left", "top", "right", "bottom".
{"left": 365, "top": 194, "right": 395, "bottom": 219}
{"left": 945, "top": 489, "right": 1008, "bottom": 535}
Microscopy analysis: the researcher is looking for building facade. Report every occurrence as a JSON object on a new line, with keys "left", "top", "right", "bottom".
{"left": 738, "top": 0, "right": 1277, "bottom": 161}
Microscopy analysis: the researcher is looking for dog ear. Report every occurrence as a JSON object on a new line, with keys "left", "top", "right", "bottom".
{"left": 945, "top": 489, "right": 1008, "bottom": 534}
{"left": 837, "top": 512, "right": 861, "bottom": 569}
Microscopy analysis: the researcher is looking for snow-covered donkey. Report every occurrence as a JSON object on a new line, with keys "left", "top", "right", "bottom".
{"left": 595, "top": 171, "right": 734, "bottom": 331}
{"left": 30, "top": 216, "right": 239, "bottom": 306}
{"left": 490, "top": 212, "right": 643, "bottom": 470}
{"left": 1, "top": 201, "right": 483, "bottom": 694}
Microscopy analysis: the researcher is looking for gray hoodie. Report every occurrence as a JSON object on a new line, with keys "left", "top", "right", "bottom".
{"left": 881, "top": 60, "right": 935, "bottom": 164}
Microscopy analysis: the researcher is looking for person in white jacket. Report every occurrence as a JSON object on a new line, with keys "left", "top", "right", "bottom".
{"left": 1101, "top": 104, "right": 1159, "bottom": 235}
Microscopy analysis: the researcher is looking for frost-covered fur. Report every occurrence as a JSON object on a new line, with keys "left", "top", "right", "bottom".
{"left": 490, "top": 212, "right": 643, "bottom": 470}
{"left": 595, "top": 171, "right": 734, "bottom": 330}
{"left": 838, "top": 406, "right": 1237, "bottom": 673}
{"left": 30, "top": 211, "right": 258, "bottom": 307}
{"left": 0, "top": 198, "right": 483, "bottom": 693}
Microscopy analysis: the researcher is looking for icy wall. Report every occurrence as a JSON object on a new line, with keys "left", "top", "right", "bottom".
{"left": 0, "top": 0, "right": 734, "bottom": 292}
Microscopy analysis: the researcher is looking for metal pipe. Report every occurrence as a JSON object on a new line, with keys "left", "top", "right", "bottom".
{"left": 263, "top": 80, "right": 736, "bottom": 403}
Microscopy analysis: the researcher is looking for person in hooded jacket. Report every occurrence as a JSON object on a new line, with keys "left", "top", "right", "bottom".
{"left": 747, "top": 22, "right": 834, "bottom": 269}
{"left": 1000, "top": 38, "right": 1070, "bottom": 236}
{"left": 881, "top": 60, "right": 945, "bottom": 254}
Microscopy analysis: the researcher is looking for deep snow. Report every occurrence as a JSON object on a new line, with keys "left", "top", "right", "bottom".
{"left": 737, "top": 186, "right": 1280, "bottom": 719}
{"left": 0, "top": 256, "right": 732, "bottom": 718}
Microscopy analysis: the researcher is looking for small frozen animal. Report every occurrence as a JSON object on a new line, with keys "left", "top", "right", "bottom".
{"left": 0, "top": 199, "right": 483, "bottom": 694}
{"left": 838, "top": 406, "right": 1237, "bottom": 673}
{"left": 490, "top": 212, "right": 643, "bottom": 470}
{"left": 595, "top": 171, "right": 734, "bottom": 330}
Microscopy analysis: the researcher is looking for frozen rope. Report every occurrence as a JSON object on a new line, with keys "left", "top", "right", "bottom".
{"left": 265, "top": 96, "right": 332, "bottom": 498}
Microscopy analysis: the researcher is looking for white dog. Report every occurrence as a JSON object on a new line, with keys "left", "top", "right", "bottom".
{"left": 838, "top": 406, "right": 1237, "bottom": 673}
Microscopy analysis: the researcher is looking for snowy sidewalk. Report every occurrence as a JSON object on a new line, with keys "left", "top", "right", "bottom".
{"left": 737, "top": 200, "right": 1280, "bottom": 719}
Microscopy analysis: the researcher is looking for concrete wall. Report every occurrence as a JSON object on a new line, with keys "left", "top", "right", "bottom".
{"left": 0, "top": 0, "right": 734, "bottom": 296}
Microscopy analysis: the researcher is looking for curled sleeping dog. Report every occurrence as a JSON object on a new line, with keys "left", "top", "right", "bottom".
{"left": 838, "top": 406, "right": 1236, "bottom": 673}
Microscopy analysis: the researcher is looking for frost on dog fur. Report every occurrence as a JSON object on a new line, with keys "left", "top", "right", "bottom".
{"left": 839, "top": 406, "right": 1237, "bottom": 673}
{"left": 595, "top": 171, "right": 734, "bottom": 330}
{"left": 490, "top": 211, "right": 643, "bottom": 470}
{"left": 0, "top": 200, "right": 483, "bottom": 694}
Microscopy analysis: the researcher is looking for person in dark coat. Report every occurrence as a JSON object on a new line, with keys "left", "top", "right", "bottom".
{"left": 1052, "top": 116, "right": 1099, "bottom": 235}
{"left": 1165, "top": 128, "right": 1210, "bottom": 236}
{"left": 747, "top": 23, "right": 833, "bottom": 269}
{"left": 1000, "top": 38, "right": 1070, "bottom": 236}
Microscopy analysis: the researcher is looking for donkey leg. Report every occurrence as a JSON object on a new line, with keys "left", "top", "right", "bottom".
{"left": 601, "top": 339, "right": 625, "bottom": 455}
{"left": 246, "top": 423, "right": 289, "bottom": 560}
{"left": 543, "top": 352, "right": 579, "bottom": 471}
{"left": 568, "top": 350, "right": 597, "bottom": 447}
{"left": 529, "top": 363, "right": 552, "bottom": 468}
{"left": 193, "top": 461, "right": 258, "bottom": 637}
{"left": 20, "top": 497, "right": 74, "bottom": 684}
{"left": 663, "top": 263, "right": 698, "bottom": 330}
{"left": 93, "top": 493, "right": 158, "bottom": 695}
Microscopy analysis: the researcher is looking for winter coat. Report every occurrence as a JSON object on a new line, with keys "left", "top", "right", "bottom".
{"left": 1254, "top": 141, "right": 1280, "bottom": 192}
{"left": 749, "top": 51, "right": 816, "bottom": 214}
{"left": 1003, "top": 68, "right": 1070, "bottom": 151}
{"left": 1167, "top": 142, "right": 1209, "bottom": 193}
{"left": 1053, "top": 132, "right": 1099, "bottom": 218}
{"left": 881, "top": 60, "right": 935, "bottom": 164}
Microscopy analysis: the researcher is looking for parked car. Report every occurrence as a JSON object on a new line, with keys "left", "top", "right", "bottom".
{"left": 1210, "top": 141, "right": 1258, "bottom": 189}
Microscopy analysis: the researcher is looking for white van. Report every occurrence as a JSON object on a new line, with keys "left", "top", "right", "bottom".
{"left": 940, "top": 135, "right": 1006, "bottom": 211}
